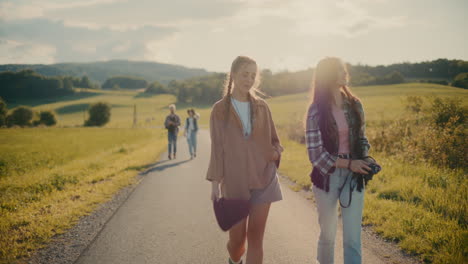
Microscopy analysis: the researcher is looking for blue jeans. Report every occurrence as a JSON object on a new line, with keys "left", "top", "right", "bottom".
{"left": 167, "top": 131, "right": 177, "bottom": 155}
{"left": 312, "top": 168, "right": 364, "bottom": 264}
{"left": 186, "top": 130, "right": 197, "bottom": 156}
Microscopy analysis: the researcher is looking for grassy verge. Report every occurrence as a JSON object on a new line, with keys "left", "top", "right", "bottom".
{"left": 276, "top": 136, "right": 467, "bottom": 263}
{"left": 0, "top": 128, "right": 167, "bottom": 263}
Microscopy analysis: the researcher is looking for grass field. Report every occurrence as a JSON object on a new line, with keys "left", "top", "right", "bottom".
{"left": 267, "top": 83, "right": 468, "bottom": 264}
{"left": 1, "top": 83, "right": 466, "bottom": 263}
{"left": 0, "top": 89, "right": 185, "bottom": 263}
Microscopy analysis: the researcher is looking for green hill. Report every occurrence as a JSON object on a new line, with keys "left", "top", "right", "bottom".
{"left": 0, "top": 60, "right": 211, "bottom": 84}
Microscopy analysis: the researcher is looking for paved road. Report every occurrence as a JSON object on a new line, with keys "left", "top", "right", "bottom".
{"left": 75, "top": 130, "right": 412, "bottom": 264}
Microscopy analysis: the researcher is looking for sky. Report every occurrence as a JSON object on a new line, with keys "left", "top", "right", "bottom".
{"left": 0, "top": 0, "right": 467, "bottom": 72}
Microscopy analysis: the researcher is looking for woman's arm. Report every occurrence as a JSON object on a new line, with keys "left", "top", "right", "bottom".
{"left": 305, "top": 110, "right": 338, "bottom": 175}
{"left": 206, "top": 107, "right": 224, "bottom": 182}
{"left": 265, "top": 104, "right": 283, "bottom": 161}
{"left": 357, "top": 101, "right": 371, "bottom": 157}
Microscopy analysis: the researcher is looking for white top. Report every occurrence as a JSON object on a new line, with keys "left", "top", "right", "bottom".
{"left": 187, "top": 117, "right": 195, "bottom": 131}
{"left": 231, "top": 98, "right": 251, "bottom": 136}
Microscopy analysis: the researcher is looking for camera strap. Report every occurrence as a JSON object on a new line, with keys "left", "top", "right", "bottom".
{"left": 338, "top": 172, "right": 356, "bottom": 208}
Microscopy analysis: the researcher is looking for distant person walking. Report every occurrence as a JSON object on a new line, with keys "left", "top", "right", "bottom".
{"left": 305, "top": 57, "right": 380, "bottom": 264}
{"left": 164, "top": 104, "right": 180, "bottom": 160}
{"left": 184, "top": 108, "right": 199, "bottom": 159}
{"left": 207, "top": 56, "right": 283, "bottom": 264}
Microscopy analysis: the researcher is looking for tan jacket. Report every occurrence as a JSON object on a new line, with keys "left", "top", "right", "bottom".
{"left": 206, "top": 96, "right": 282, "bottom": 200}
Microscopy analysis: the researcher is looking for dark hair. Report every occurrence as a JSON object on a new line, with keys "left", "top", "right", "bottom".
{"left": 309, "top": 57, "right": 362, "bottom": 150}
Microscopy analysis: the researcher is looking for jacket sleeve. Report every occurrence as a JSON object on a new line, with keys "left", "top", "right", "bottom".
{"left": 305, "top": 106, "right": 338, "bottom": 175}
{"left": 206, "top": 108, "right": 224, "bottom": 182}
{"left": 164, "top": 116, "right": 169, "bottom": 129}
{"left": 356, "top": 101, "right": 371, "bottom": 157}
{"left": 265, "top": 103, "right": 282, "bottom": 168}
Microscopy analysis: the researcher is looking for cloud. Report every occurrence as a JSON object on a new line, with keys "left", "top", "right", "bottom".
{"left": 0, "top": 18, "right": 177, "bottom": 63}
{"left": 0, "top": 0, "right": 124, "bottom": 21}
{"left": 0, "top": 39, "right": 56, "bottom": 64}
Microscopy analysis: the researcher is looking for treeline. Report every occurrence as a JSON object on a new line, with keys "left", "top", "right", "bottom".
{"left": 102, "top": 76, "right": 148, "bottom": 90}
{"left": 142, "top": 59, "right": 467, "bottom": 105}
{"left": 350, "top": 58, "right": 468, "bottom": 80}
{"left": 0, "top": 60, "right": 209, "bottom": 84}
{"left": 143, "top": 73, "right": 226, "bottom": 104}
{"left": 0, "top": 70, "right": 97, "bottom": 101}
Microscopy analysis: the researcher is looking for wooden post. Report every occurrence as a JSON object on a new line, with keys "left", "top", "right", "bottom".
{"left": 133, "top": 104, "right": 137, "bottom": 128}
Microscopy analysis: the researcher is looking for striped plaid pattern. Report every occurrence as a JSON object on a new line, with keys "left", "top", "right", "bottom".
{"left": 306, "top": 97, "right": 370, "bottom": 183}
{"left": 306, "top": 109, "right": 338, "bottom": 176}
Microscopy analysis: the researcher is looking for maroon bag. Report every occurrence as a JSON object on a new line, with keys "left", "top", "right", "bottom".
{"left": 213, "top": 198, "right": 250, "bottom": 231}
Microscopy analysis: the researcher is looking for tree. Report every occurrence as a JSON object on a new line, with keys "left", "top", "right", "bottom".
{"left": 452, "top": 72, "right": 468, "bottom": 89}
{"left": 102, "top": 76, "right": 148, "bottom": 89}
{"left": 0, "top": 97, "right": 7, "bottom": 127}
{"left": 80, "top": 76, "right": 92, "bottom": 88}
{"left": 85, "top": 102, "right": 111, "bottom": 127}
{"left": 63, "top": 78, "right": 73, "bottom": 90}
{"left": 6, "top": 106, "right": 33, "bottom": 127}
{"left": 145, "top": 81, "right": 168, "bottom": 94}
{"left": 38, "top": 111, "right": 57, "bottom": 126}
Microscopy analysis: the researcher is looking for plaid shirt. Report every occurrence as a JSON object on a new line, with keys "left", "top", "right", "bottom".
{"left": 305, "top": 96, "right": 370, "bottom": 191}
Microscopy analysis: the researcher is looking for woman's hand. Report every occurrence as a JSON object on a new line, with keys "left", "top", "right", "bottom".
{"left": 364, "top": 157, "right": 379, "bottom": 167}
{"left": 350, "top": 160, "right": 371, "bottom": 174}
{"left": 271, "top": 149, "right": 281, "bottom": 161}
{"left": 211, "top": 181, "right": 220, "bottom": 201}
{"left": 270, "top": 145, "right": 284, "bottom": 161}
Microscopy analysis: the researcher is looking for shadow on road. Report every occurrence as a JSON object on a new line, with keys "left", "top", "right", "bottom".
{"left": 145, "top": 159, "right": 191, "bottom": 174}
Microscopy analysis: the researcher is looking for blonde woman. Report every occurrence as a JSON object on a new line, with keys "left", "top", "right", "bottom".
{"left": 207, "top": 56, "right": 283, "bottom": 264}
{"left": 305, "top": 57, "right": 379, "bottom": 264}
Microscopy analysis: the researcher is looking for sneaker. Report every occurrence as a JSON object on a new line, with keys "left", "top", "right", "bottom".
{"left": 194, "top": 153, "right": 197, "bottom": 158}
{"left": 168, "top": 154, "right": 172, "bottom": 160}
{"left": 173, "top": 153, "right": 176, "bottom": 159}
{"left": 228, "top": 258, "right": 242, "bottom": 264}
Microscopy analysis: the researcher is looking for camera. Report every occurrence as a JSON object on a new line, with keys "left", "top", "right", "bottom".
{"left": 361, "top": 162, "right": 381, "bottom": 181}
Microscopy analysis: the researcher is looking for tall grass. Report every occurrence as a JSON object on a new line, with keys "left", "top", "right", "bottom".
{"left": 0, "top": 128, "right": 168, "bottom": 263}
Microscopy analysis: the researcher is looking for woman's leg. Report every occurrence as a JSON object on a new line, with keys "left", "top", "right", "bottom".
{"left": 228, "top": 218, "right": 248, "bottom": 262}
{"left": 340, "top": 174, "right": 364, "bottom": 264}
{"left": 246, "top": 202, "right": 271, "bottom": 264}
{"left": 192, "top": 131, "right": 197, "bottom": 156}
{"left": 313, "top": 176, "right": 340, "bottom": 264}
{"left": 186, "top": 133, "right": 193, "bottom": 156}
{"left": 167, "top": 132, "right": 173, "bottom": 157}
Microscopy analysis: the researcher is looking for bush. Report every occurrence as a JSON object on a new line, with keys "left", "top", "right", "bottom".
{"left": 452, "top": 72, "right": 468, "bottom": 89}
{"left": 367, "top": 96, "right": 467, "bottom": 169}
{"left": 6, "top": 106, "right": 34, "bottom": 127}
{"left": 429, "top": 97, "right": 466, "bottom": 128}
{"left": 145, "top": 81, "right": 168, "bottom": 94}
{"left": 0, "top": 97, "right": 7, "bottom": 127}
{"left": 102, "top": 76, "right": 148, "bottom": 90}
{"left": 36, "top": 111, "right": 57, "bottom": 126}
{"left": 85, "top": 102, "right": 111, "bottom": 127}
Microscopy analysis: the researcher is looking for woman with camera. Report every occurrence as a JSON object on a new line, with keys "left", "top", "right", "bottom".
{"left": 305, "top": 57, "right": 379, "bottom": 264}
